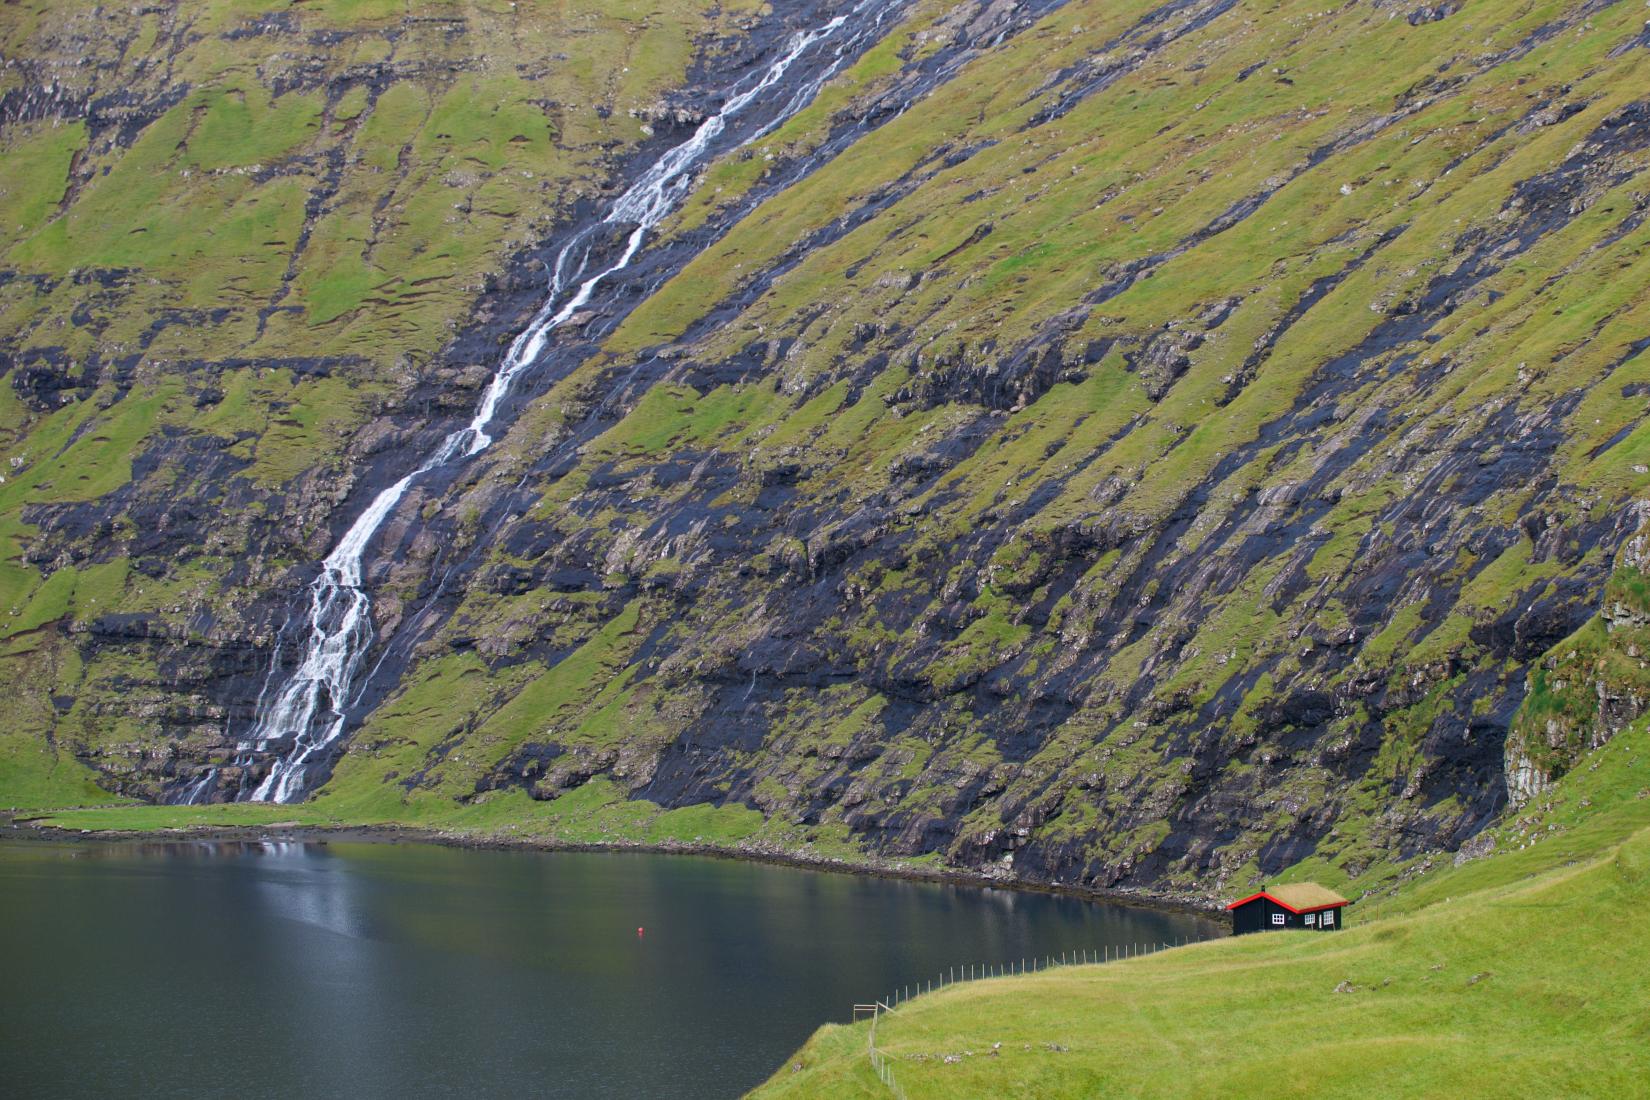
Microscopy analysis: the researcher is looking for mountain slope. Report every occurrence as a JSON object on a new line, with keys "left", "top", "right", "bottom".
{"left": 5, "top": 0, "right": 1650, "bottom": 904}
{"left": 0, "top": 0, "right": 781, "bottom": 800}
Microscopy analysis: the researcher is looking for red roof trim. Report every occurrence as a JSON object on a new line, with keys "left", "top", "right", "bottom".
{"left": 1225, "top": 891, "right": 1348, "bottom": 915}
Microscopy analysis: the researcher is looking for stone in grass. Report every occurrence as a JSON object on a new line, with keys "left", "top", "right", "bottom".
{"left": 1333, "top": 979, "right": 1356, "bottom": 993}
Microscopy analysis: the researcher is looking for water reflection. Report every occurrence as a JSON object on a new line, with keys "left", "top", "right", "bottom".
{"left": 0, "top": 839, "right": 1218, "bottom": 1099}
{"left": 13, "top": 837, "right": 324, "bottom": 861}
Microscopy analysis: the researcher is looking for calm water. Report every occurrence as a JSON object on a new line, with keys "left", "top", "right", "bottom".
{"left": 0, "top": 838, "right": 1215, "bottom": 1098}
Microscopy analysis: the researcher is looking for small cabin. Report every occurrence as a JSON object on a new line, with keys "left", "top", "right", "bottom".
{"left": 1227, "top": 883, "right": 1349, "bottom": 935}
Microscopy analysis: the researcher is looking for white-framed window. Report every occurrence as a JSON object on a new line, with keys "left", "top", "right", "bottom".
{"left": 1320, "top": 910, "right": 1335, "bottom": 927}
{"left": 1271, "top": 913, "right": 1285, "bottom": 925}
{"left": 1303, "top": 913, "right": 1315, "bottom": 926}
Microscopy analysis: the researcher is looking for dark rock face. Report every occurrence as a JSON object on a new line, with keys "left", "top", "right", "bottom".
{"left": 1503, "top": 512, "right": 1650, "bottom": 806}
{"left": 1406, "top": 5, "right": 1460, "bottom": 27}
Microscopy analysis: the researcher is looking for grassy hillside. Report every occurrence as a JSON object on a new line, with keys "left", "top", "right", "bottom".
{"left": 0, "top": 0, "right": 759, "bottom": 806}
{"left": 753, "top": 721, "right": 1650, "bottom": 1097}
{"left": 276, "top": 0, "right": 1650, "bottom": 901}
{"left": 4, "top": 0, "right": 1650, "bottom": 913}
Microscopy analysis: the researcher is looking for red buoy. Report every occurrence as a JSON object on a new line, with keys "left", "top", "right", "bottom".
{"left": 637, "top": 926, "right": 644, "bottom": 938}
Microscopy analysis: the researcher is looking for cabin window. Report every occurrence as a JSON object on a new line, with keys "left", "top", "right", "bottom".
{"left": 1303, "top": 913, "right": 1315, "bottom": 926}
{"left": 1320, "top": 911, "right": 1334, "bottom": 927}
{"left": 1271, "top": 913, "right": 1285, "bottom": 926}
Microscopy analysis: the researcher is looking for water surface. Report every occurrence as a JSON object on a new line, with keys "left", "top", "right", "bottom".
{"left": 0, "top": 839, "right": 1214, "bottom": 1098}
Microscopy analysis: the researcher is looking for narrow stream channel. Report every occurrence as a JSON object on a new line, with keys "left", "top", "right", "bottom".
{"left": 0, "top": 839, "right": 1216, "bottom": 1098}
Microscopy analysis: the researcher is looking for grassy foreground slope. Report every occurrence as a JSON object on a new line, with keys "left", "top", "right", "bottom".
{"left": 755, "top": 723, "right": 1650, "bottom": 1097}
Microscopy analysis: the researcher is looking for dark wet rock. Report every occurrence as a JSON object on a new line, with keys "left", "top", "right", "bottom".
{"left": 1406, "top": 4, "right": 1460, "bottom": 26}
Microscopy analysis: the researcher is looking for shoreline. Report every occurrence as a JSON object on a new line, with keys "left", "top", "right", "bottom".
{"left": 1, "top": 814, "right": 1227, "bottom": 925}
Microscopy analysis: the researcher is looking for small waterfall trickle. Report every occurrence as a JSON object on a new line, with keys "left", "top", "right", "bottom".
{"left": 206, "top": 0, "right": 899, "bottom": 804}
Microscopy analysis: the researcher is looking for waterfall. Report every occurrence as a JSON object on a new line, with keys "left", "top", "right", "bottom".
{"left": 213, "top": 0, "right": 898, "bottom": 804}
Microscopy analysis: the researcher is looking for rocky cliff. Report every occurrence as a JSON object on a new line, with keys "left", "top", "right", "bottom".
{"left": 5, "top": 0, "right": 1650, "bottom": 902}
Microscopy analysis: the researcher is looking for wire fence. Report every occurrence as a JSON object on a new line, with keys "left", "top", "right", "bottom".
{"left": 854, "top": 1001, "right": 906, "bottom": 1100}
{"left": 853, "top": 936, "right": 1210, "bottom": 1097}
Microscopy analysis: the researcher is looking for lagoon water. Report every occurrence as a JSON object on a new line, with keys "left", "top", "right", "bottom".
{"left": 0, "top": 839, "right": 1214, "bottom": 1098}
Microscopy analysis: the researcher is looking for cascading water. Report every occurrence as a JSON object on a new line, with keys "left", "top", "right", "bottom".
{"left": 194, "top": 0, "right": 900, "bottom": 804}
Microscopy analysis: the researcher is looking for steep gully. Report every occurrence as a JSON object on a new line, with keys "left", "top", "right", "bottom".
{"left": 169, "top": 0, "right": 897, "bottom": 803}
{"left": 175, "top": 0, "right": 1076, "bottom": 804}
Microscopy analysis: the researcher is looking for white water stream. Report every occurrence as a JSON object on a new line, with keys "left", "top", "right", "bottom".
{"left": 217, "top": 1, "right": 890, "bottom": 803}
